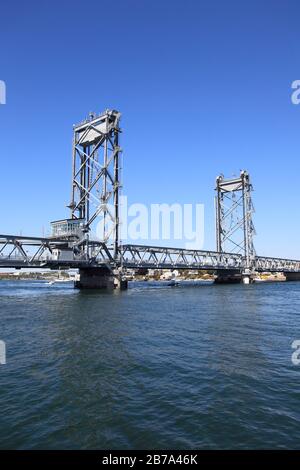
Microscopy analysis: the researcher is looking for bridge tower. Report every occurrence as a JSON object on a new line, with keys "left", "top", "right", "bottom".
{"left": 68, "top": 109, "right": 122, "bottom": 259}
{"left": 215, "top": 170, "right": 256, "bottom": 283}
{"left": 66, "top": 109, "right": 125, "bottom": 289}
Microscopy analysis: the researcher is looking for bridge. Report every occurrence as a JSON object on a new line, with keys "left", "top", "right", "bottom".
{"left": 1, "top": 108, "right": 300, "bottom": 288}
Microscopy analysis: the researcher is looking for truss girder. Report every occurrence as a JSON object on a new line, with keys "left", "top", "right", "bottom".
{"left": 215, "top": 171, "right": 256, "bottom": 269}
{"left": 69, "top": 109, "right": 121, "bottom": 258}
{"left": 0, "top": 235, "right": 300, "bottom": 273}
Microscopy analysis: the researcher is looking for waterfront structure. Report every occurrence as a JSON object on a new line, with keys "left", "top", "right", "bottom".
{"left": 1, "top": 109, "right": 300, "bottom": 288}
{"left": 215, "top": 171, "right": 256, "bottom": 284}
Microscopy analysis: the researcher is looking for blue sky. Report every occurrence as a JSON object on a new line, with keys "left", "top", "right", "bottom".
{"left": 1, "top": 0, "right": 300, "bottom": 257}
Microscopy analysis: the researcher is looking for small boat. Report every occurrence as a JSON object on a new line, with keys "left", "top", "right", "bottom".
{"left": 47, "top": 279, "right": 72, "bottom": 285}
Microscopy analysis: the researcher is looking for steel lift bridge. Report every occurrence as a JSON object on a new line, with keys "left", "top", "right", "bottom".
{"left": 1, "top": 109, "right": 300, "bottom": 288}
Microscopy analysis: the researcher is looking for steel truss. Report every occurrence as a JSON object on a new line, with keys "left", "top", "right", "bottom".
{"left": 216, "top": 171, "right": 256, "bottom": 270}
{"left": 1, "top": 235, "right": 300, "bottom": 273}
{"left": 0, "top": 235, "right": 58, "bottom": 263}
{"left": 255, "top": 256, "right": 300, "bottom": 273}
{"left": 1, "top": 110, "right": 300, "bottom": 279}
{"left": 68, "top": 109, "right": 121, "bottom": 258}
{"left": 118, "top": 245, "right": 243, "bottom": 270}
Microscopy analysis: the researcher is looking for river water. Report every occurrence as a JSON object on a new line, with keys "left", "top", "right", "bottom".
{"left": 0, "top": 280, "right": 299, "bottom": 449}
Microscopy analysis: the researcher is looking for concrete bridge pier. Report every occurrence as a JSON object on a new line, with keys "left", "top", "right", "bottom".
{"left": 74, "top": 267, "right": 129, "bottom": 290}
{"left": 241, "top": 269, "right": 255, "bottom": 285}
{"left": 214, "top": 271, "right": 242, "bottom": 284}
{"left": 114, "top": 276, "right": 128, "bottom": 290}
{"left": 242, "top": 275, "right": 251, "bottom": 285}
{"left": 75, "top": 267, "right": 115, "bottom": 290}
{"left": 284, "top": 272, "right": 300, "bottom": 281}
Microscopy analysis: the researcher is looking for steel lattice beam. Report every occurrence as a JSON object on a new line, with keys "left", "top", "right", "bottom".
{"left": 68, "top": 109, "right": 121, "bottom": 259}
{"left": 1, "top": 109, "right": 300, "bottom": 279}
{"left": 1, "top": 235, "right": 300, "bottom": 273}
{"left": 215, "top": 170, "right": 256, "bottom": 270}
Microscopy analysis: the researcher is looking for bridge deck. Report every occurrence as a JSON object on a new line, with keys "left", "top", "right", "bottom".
{"left": 1, "top": 235, "right": 300, "bottom": 273}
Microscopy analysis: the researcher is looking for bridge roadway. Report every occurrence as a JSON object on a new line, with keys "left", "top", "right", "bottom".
{"left": 1, "top": 234, "right": 300, "bottom": 275}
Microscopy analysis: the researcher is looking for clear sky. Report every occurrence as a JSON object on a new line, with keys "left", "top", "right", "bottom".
{"left": 1, "top": 0, "right": 300, "bottom": 258}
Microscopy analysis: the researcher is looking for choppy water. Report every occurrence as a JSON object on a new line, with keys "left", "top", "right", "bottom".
{"left": 0, "top": 279, "right": 299, "bottom": 449}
